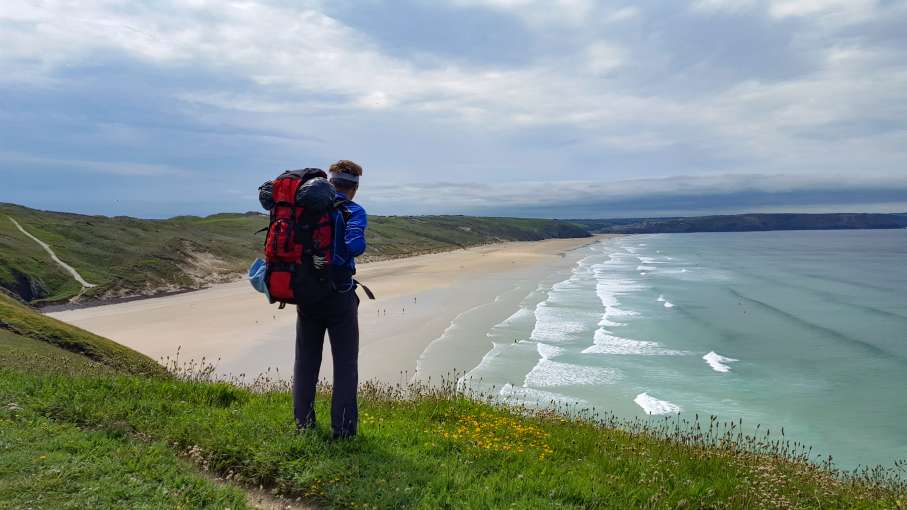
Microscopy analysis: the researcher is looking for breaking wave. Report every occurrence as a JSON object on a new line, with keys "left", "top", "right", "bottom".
{"left": 582, "top": 329, "right": 686, "bottom": 356}
{"left": 703, "top": 351, "right": 739, "bottom": 373}
{"left": 634, "top": 393, "right": 682, "bottom": 415}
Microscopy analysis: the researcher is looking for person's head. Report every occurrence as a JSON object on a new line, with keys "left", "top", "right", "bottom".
{"left": 328, "top": 160, "right": 363, "bottom": 200}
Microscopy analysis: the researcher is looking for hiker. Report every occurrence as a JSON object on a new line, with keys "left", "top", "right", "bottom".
{"left": 293, "top": 160, "right": 367, "bottom": 438}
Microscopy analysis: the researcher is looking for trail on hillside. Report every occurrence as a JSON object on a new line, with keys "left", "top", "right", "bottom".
{"left": 8, "top": 216, "right": 97, "bottom": 289}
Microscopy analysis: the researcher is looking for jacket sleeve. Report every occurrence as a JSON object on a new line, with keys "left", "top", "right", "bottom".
{"left": 345, "top": 206, "right": 367, "bottom": 258}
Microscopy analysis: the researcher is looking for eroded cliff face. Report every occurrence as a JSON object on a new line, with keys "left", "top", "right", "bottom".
{"left": 6, "top": 269, "right": 49, "bottom": 303}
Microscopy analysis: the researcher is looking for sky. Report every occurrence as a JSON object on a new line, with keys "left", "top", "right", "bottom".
{"left": 1, "top": 0, "right": 906, "bottom": 218}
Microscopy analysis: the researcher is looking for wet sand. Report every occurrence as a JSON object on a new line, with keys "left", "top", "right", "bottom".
{"left": 48, "top": 237, "right": 606, "bottom": 383}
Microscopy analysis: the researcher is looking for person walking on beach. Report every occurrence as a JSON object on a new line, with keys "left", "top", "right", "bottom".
{"left": 293, "top": 160, "right": 367, "bottom": 438}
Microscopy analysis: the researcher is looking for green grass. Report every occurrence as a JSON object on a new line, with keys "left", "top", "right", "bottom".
{"left": 1, "top": 203, "right": 589, "bottom": 305}
{"left": 364, "top": 215, "right": 590, "bottom": 260}
{"left": 0, "top": 293, "right": 165, "bottom": 377}
{"left": 0, "top": 329, "right": 112, "bottom": 377}
{"left": 1, "top": 204, "right": 268, "bottom": 305}
{"left": 1, "top": 271, "right": 903, "bottom": 509}
{"left": 0, "top": 410, "right": 247, "bottom": 510}
{"left": 2, "top": 370, "right": 904, "bottom": 509}
{"left": 0, "top": 297, "right": 250, "bottom": 509}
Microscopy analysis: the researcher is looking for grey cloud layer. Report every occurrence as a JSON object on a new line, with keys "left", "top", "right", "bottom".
{"left": 0, "top": 0, "right": 905, "bottom": 217}
{"left": 360, "top": 174, "right": 907, "bottom": 217}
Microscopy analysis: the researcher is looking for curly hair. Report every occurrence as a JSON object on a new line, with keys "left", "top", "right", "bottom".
{"left": 329, "top": 160, "right": 363, "bottom": 177}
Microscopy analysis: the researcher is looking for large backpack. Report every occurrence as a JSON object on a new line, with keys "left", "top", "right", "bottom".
{"left": 258, "top": 169, "right": 348, "bottom": 308}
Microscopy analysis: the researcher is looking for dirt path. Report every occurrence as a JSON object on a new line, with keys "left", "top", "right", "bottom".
{"left": 8, "top": 216, "right": 97, "bottom": 289}
{"left": 200, "top": 470, "right": 317, "bottom": 510}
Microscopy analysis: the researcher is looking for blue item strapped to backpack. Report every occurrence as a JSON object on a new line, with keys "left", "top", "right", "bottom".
{"left": 248, "top": 258, "right": 270, "bottom": 301}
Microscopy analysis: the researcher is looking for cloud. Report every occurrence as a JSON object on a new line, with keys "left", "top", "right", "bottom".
{"left": 692, "top": 0, "right": 758, "bottom": 13}
{"left": 359, "top": 174, "right": 907, "bottom": 217}
{"left": 768, "top": 0, "right": 878, "bottom": 20}
{"left": 0, "top": 0, "right": 905, "bottom": 218}
{"left": 0, "top": 151, "right": 187, "bottom": 177}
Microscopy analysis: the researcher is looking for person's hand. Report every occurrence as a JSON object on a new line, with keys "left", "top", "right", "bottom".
{"left": 312, "top": 254, "right": 327, "bottom": 269}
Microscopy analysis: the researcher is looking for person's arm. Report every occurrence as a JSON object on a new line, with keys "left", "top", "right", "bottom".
{"left": 345, "top": 206, "right": 367, "bottom": 258}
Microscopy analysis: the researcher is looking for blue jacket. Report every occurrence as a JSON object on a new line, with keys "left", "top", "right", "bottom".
{"left": 331, "top": 191, "right": 367, "bottom": 291}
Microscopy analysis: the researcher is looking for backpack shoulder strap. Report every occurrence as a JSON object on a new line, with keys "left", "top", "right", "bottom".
{"left": 333, "top": 199, "right": 352, "bottom": 222}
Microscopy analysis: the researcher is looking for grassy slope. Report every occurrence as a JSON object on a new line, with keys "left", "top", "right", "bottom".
{"left": 0, "top": 204, "right": 268, "bottom": 305}
{"left": 0, "top": 293, "right": 165, "bottom": 377}
{"left": 365, "top": 215, "right": 590, "bottom": 259}
{"left": 0, "top": 203, "right": 589, "bottom": 305}
{"left": 0, "top": 297, "right": 903, "bottom": 509}
{"left": 3, "top": 371, "right": 904, "bottom": 509}
{"left": 0, "top": 410, "right": 247, "bottom": 510}
{"left": 0, "top": 211, "right": 82, "bottom": 303}
{"left": 0, "top": 299, "right": 248, "bottom": 509}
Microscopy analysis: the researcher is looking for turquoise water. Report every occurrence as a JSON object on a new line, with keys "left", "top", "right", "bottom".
{"left": 463, "top": 230, "right": 907, "bottom": 469}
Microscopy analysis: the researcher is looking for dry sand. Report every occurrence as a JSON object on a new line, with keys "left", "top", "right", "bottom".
{"left": 48, "top": 237, "right": 606, "bottom": 383}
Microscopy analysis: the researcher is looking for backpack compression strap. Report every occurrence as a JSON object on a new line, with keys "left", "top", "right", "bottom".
{"left": 354, "top": 280, "right": 376, "bottom": 300}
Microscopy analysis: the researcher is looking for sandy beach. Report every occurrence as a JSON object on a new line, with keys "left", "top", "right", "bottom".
{"left": 48, "top": 236, "right": 606, "bottom": 384}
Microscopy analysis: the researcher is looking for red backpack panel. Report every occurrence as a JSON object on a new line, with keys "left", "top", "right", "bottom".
{"left": 261, "top": 170, "right": 337, "bottom": 306}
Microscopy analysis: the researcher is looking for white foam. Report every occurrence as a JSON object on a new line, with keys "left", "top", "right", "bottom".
{"left": 634, "top": 393, "right": 682, "bottom": 415}
{"left": 604, "top": 306, "right": 639, "bottom": 318}
{"left": 494, "top": 306, "right": 534, "bottom": 329}
{"left": 537, "top": 342, "right": 565, "bottom": 360}
{"left": 598, "top": 315, "right": 624, "bottom": 327}
{"left": 656, "top": 294, "right": 666, "bottom": 302}
{"left": 459, "top": 340, "right": 510, "bottom": 384}
{"left": 594, "top": 275, "right": 643, "bottom": 326}
{"left": 416, "top": 298, "right": 497, "bottom": 375}
{"left": 524, "top": 359, "right": 621, "bottom": 388}
{"left": 529, "top": 302, "right": 590, "bottom": 344}
{"left": 663, "top": 301, "right": 675, "bottom": 308}
{"left": 703, "top": 351, "right": 739, "bottom": 373}
{"left": 499, "top": 384, "right": 589, "bottom": 407}
{"left": 582, "top": 329, "right": 686, "bottom": 356}
{"left": 636, "top": 265, "right": 657, "bottom": 271}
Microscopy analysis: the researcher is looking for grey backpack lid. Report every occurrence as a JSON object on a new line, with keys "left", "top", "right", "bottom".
{"left": 296, "top": 177, "right": 336, "bottom": 213}
{"left": 258, "top": 168, "right": 330, "bottom": 211}
{"left": 258, "top": 180, "right": 274, "bottom": 210}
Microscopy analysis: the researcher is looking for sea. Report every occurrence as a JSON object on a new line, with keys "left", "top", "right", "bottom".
{"left": 457, "top": 229, "right": 907, "bottom": 470}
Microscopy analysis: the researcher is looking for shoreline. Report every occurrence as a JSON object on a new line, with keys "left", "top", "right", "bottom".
{"left": 47, "top": 236, "right": 610, "bottom": 383}
{"left": 38, "top": 236, "right": 597, "bottom": 313}
{"left": 40, "top": 285, "right": 228, "bottom": 313}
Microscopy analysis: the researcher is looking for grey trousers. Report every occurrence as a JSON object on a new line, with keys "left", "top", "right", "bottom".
{"left": 293, "top": 290, "right": 360, "bottom": 436}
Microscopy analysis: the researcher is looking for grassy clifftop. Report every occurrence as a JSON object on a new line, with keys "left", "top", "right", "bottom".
{"left": 0, "top": 297, "right": 903, "bottom": 509}
{"left": 0, "top": 292, "right": 164, "bottom": 376}
{"left": 0, "top": 203, "right": 589, "bottom": 305}
{"left": 0, "top": 203, "right": 265, "bottom": 305}
{"left": 0, "top": 294, "right": 248, "bottom": 508}
{"left": 365, "top": 215, "right": 590, "bottom": 259}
